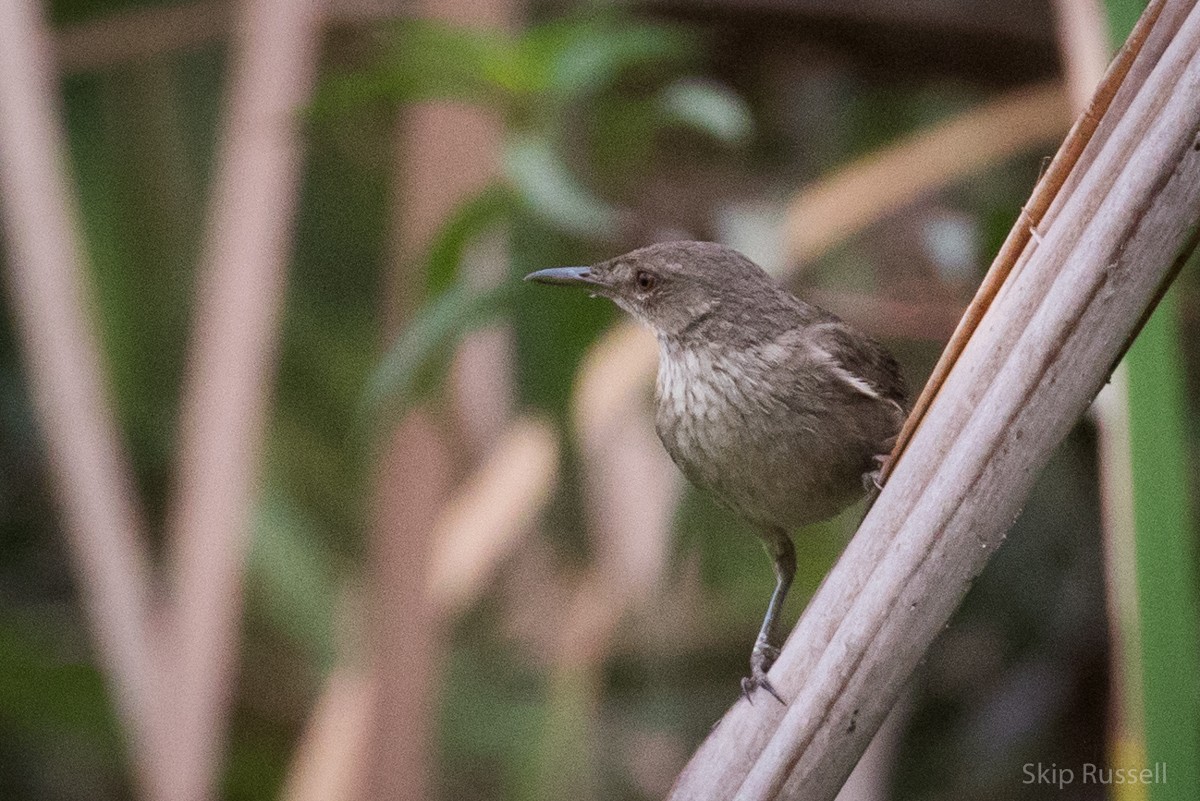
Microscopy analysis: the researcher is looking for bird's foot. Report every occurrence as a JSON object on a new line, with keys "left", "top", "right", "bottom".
{"left": 740, "top": 642, "right": 786, "bottom": 705}
{"left": 862, "top": 453, "right": 890, "bottom": 493}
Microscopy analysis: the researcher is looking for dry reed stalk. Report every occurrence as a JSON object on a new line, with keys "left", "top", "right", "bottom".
{"left": 362, "top": 411, "right": 453, "bottom": 801}
{"left": 281, "top": 418, "right": 558, "bottom": 798}
{"left": 279, "top": 669, "right": 373, "bottom": 801}
{"left": 361, "top": 0, "right": 516, "bottom": 796}
{"left": 160, "top": 0, "right": 321, "bottom": 797}
{"left": 0, "top": 0, "right": 164, "bottom": 793}
{"left": 1054, "top": 0, "right": 1115, "bottom": 110}
{"left": 881, "top": 0, "right": 1167, "bottom": 483}
{"left": 1051, "top": 0, "right": 1152, "bottom": 784}
{"left": 425, "top": 418, "right": 559, "bottom": 615}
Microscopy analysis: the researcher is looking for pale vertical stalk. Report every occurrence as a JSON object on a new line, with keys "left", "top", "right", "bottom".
{"left": 280, "top": 669, "right": 373, "bottom": 801}
{"left": 451, "top": 230, "right": 514, "bottom": 451}
{"left": 390, "top": 0, "right": 517, "bottom": 453}
{"left": 1055, "top": 0, "right": 1114, "bottom": 109}
{"left": 1054, "top": 0, "right": 1154, "bottom": 793}
{"left": 386, "top": 0, "right": 512, "bottom": 326}
{"left": 360, "top": 1, "right": 516, "bottom": 798}
{"left": 162, "top": 0, "right": 320, "bottom": 798}
{"left": 425, "top": 418, "right": 560, "bottom": 616}
{"left": 362, "top": 413, "right": 453, "bottom": 801}
{"left": 0, "top": 0, "right": 161, "bottom": 792}
{"left": 283, "top": 418, "right": 556, "bottom": 800}
{"left": 1092, "top": 368, "right": 1149, "bottom": 784}
{"left": 528, "top": 324, "right": 682, "bottom": 800}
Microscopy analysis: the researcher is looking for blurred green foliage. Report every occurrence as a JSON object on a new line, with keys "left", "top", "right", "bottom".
{"left": 364, "top": 282, "right": 515, "bottom": 432}
{"left": 314, "top": 15, "right": 750, "bottom": 241}
{"left": 1125, "top": 294, "right": 1200, "bottom": 799}
{"left": 1, "top": 1, "right": 1197, "bottom": 800}
{"left": 1103, "top": 5, "right": 1200, "bottom": 799}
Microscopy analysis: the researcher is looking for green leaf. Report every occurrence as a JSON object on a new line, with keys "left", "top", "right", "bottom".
{"left": 656, "top": 79, "right": 754, "bottom": 145}
{"left": 391, "top": 21, "right": 515, "bottom": 101}
{"left": 426, "top": 184, "right": 516, "bottom": 296}
{"left": 518, "top": 18, "right": 694, "bottom": 101}
{"left": 310, "top": 21, "right": 516, "bottom": 117}
{"left": 1102, "top": 5, "right": 1200, "bottom": 798}
{"left": 505, "top": 135, "right": 620, "bottom": 239}
{"left": 248, "top": 488, "right": 343, "bottom": 672}
{"left": 363, "top": 283, "right": 515, "bottom": 430}
{"left": 1124, "top": 290, "right": 1200, "bottom": 798}
{"left": 309, "top": 17, "right": 701, "bottom": 123}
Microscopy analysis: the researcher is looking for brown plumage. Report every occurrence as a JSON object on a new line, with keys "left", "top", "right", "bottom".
{"left": 527, "top": 241, "right": 908, "bottom": 702}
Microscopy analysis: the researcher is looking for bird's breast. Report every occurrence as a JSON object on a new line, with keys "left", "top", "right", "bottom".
{"left": 657, "top": 345, "right": 739, "bottom": 423}
{"left": 653, "top": 340, "right": 870, "bottom": 529}
{"left": 654, "top": 344, "right": 781, "bottom": 490}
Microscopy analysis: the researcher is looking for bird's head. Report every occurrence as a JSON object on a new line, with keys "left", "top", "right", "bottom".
{"left": 524, "top": 241, "right": 782, "bottom": 340}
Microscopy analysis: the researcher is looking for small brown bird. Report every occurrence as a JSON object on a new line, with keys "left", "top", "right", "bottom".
{"left": 526, "top": 241, "right": 907, "bottom": 702}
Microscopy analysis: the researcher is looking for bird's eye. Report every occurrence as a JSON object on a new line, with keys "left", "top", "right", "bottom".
{"left": 635, "top": 271, "right": 658, "bottom": 291}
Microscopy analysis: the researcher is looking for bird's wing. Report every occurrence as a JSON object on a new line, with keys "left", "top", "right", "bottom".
{"left": 809, "top": 321, "right": 909, "bottom": 411}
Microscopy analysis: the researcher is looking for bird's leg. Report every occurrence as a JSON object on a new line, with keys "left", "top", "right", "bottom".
{"left": 741, "top": 527, "right": 795, "bottom": 705}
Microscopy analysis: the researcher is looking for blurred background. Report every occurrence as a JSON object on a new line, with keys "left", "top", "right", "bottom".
{"left": 0, "top": 0, "right": 1197, "bottom": 799}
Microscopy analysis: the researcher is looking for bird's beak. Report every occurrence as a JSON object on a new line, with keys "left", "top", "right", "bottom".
{"left": 523, "top": 266, "right": 610, "bottom": 294}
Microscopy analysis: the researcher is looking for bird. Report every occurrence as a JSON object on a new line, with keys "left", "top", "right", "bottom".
{"left": 525, "top": 241, "right": 908, "bottom": 703}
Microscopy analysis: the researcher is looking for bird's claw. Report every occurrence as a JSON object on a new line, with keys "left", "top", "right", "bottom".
{"left": 741, "top": 674, "right": 786, "bottom": 705}
{"left": 741, "top": 643, "right": 786, "bottom": 705}
{"left": 863, "top": 454, "right": 889, "bottom": 493}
